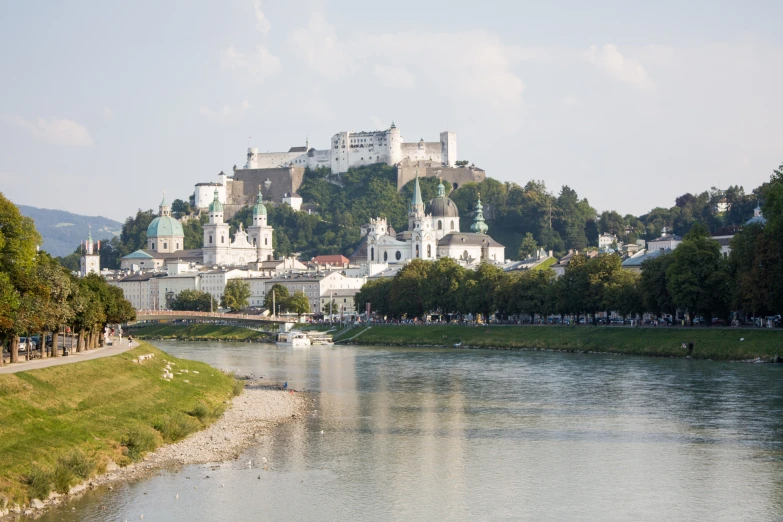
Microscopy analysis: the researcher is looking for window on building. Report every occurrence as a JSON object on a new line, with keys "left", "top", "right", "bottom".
{"left": 427, "top": 244, "right": 432, "bottom": 258}
{"left": 221, "top": 236, "right": 225, "bottom": 244}
{"left": 209, "top": 235, "right": 213, "bottom": 244}
{"left": 450, "top": 221, "right": 455, "bottom": 230}
{"left": 265, "top": 238, "right": 268, "bottom": 245}
{"left": 396, "top": 251, "right": 401, "bottom": 260}
{"left": 383, "top": 251, "right": 388, "bottom": 261}
{"left": 163, "top": 242, "right": 168, "bottom": 250}
{"left": 438, "top": 220, "right": 442, "bottom": 230}
{"left": 371, "top": 247, "right": 375, "bottom": 261}
{"left": 416, "top": 245, "right": 420, "bottom": 258}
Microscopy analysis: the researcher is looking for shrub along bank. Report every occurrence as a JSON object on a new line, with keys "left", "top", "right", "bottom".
{"left": 130, "top": 324, "right": 273, "bottom": 342}
{"left": 352, "top": 325, "right": 783, "bottom": 361}
{"left": 0, "top": 342, "right": 238, "bottom": 505}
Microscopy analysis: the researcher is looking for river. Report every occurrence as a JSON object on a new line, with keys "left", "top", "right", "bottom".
{"left": 36, "top": 342, "right": 783, "bottom": 521}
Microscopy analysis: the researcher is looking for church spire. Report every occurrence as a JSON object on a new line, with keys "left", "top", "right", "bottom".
{"left": 410, "top": 172, "right": 424, "bottom": 214}
{"left": 470, "top": 193, "right": 489, "bottom": 234}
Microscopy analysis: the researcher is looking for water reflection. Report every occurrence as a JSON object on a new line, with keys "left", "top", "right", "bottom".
{"left": 35, "top": 343, "right": 783, "bottom": 521}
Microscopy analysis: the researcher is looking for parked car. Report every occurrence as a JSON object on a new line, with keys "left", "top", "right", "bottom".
{"left": 18, "top": 337, "right": 37, "bottom": 352}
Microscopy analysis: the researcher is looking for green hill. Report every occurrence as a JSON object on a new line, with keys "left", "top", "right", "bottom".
{"left": 17, "top": 205, "right": 122, "bottom": 257}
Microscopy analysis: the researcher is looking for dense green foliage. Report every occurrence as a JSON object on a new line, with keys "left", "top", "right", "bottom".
{"left": 74, "top": 160, "right": 767, "bottom": 267}
{"left": 169, "top": 289, "right": 218, "bottom": 312}
{"left": 221, "top": 279, "right": 251, "bottom": 311}
{"left": 1, "top": 193, "right": 135, "bottom": 365}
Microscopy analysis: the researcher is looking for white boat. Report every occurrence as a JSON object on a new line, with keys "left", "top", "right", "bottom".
{"left": 276, "top": 330, "right": 311, "bottom": 347}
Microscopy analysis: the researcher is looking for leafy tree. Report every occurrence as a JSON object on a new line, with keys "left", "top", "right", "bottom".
{"left": 423, "top": 257, "right": 467, "bottom": 314}
{"left": 355, "top": 278, "right": 393, "bottom": 317}
{"left": 464, "top": 263, "right": 504, "bottom": 321}
{"left": 170, "top": 289, "right": 217, "bottom": 312}
{"left": 263, "top": 284, "right": 290, "bottom": 313}
{"left": 171, "top": 199, "right": 192, "bottom": 218}
{"left": 666, "top": 223, "right": 727, "bottom": 324}
{"left": 639, "top": 253, "right": 676, "bottom": 318}
{"left": 221, "top": 279, "right": 251, "bottom": 312}
{"left": 286, "top": 291, "right": 311, "bottom": 316}
{"left": 518, "top": 233, "right": 538, "bottom": 259}
{"left": 390, "top": 260, "right": 431, "bottom": 318}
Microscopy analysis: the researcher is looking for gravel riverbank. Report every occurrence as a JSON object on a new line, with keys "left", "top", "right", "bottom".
{"left": 2, "top": 382, "right": 307, "bottom": 518}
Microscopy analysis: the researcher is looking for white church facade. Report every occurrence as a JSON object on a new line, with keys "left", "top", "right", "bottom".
{"left": 363, "top": 177, "right": 505, "bottom": 266}
{"left": 120, "top": 190, "right": 275, "bottom": 270}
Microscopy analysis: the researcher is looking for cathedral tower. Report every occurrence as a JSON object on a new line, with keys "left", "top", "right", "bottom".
{"left": 80, "top": 229, "right": 100, "bottom": 276}
{"left": 248, "top": 185, "right": 274, "bottom": 262}
{"left": 203, "top": 189, "right": 230, "bottom": 265}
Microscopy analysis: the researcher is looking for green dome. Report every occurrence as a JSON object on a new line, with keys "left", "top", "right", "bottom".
{"left": 146, "top": 215, "right": 184, "bottom": 238}
{"left": 253, "top": 186, "right": 267, "bottom": 216}
{"left": 208, "top": 189, "right": 224, "bottom": 213}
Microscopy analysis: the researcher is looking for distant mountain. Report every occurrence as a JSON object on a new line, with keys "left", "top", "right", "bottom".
{"left": 17, "top": 205, "right": 123, "bottom": 258}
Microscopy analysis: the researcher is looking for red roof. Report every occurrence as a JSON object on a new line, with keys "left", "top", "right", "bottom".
{"left": 313, "top": 255, "right": 349, "bottom": 265}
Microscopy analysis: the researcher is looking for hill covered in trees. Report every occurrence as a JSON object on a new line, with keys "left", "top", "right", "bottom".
{"left": 68, "top": 162, "right": 771, "bottom": 268}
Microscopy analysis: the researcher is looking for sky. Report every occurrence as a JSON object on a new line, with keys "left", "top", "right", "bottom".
{"left": 1, "top": 0, "right": 782, "bottom": 222}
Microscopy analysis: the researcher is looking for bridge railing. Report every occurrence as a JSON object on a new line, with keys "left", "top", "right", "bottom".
{"left": 135, "top": 310, "right": 285, "bottom": 322}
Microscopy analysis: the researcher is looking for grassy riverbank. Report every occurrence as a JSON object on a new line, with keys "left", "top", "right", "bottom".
{"left": 131, "top": 324, "right": 273, "bottom": 342}
{"left": 0, "top": 343, "right": 239, "bottom": 504}
{"left": 353, "top": 325, "right": 783, "bottom": 361}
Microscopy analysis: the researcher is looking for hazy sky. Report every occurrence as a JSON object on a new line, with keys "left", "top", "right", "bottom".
{"left": 2, "top": 0, "right": 782, "bottom": 222}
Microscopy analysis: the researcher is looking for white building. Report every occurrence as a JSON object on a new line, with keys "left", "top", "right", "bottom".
{"left": 110, "top": 273, "right": 163, "bottom": 311}
{"left": 241, "top": 123, "right": 456, "bottom": 175}
{"left": 598, "top": 233, "right": 618, "bottom": 249}
{"left": 282, "top": 192, "right": 303, "bottom": 211}
{"left": 80, "top": 231, "right": 100, "bottom": 276}
{"left": 200, "top": 268, "right": 250, "bottom": 305}
{"left": 202, "top": 187, "right": 274, "bottom": 266}
{"left": 647, "top": 228, "right": 683, "bottom": 251}
{"left": 363, "top": 178, "right": 504, "bottom": 266}
{"left": 247, "top": 272, "right": 366, "bottom": 313}
{"left": 159, "top": 272, "right": 201, "bottom": 309}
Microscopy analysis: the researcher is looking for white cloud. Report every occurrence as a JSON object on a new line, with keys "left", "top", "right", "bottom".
{"left": 288, "top": 13, "right": 351, "bottom": 79}
{"left": 10, "top": 116, "right": 93, "bottom": 146}
{"left": 242, "top": 99, "right": 250, "bottom": 110}
{"left": 373, "top": 65, "right": 416, "bottom": 89}
{"left": 252, "top": 0, "right": 271, "bottom": 34}
{"left": 584, "top": 44, "right": 656, "bottom": 90}
{"left": 361, "top": 31, "right": 525, "bottom": 110}
{"left": 222, "top": 44, "right": 281, "bottom": 81}
{"left": 102, "top": 106, "right": 114, "bottom": 120}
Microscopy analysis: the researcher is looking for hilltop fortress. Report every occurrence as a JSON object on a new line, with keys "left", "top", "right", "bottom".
{"left": 192, "top": 122, "right": 485, "bottom": 218}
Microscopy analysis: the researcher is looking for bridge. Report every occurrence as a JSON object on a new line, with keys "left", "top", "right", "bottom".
{"left": 131, "top": 310, "right": 290, "bottom": 326}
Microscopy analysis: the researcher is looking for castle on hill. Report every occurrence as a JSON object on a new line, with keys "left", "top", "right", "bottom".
{"left": 192, "top": 122, "right": 484, "bottom": 219}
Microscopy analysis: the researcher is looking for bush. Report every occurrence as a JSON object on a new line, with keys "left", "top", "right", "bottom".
{"left": 187, "top": 402, "right": 210, "bottom": 423}
{"left": 52, "top": 463, "right": 75, "bottom": 494}
{"left": 122, "top": 426, "right": 160, "bottom": 462}
{"left": 153, "top": 412, "right": 199, "bottom": 442}
{"left": 231, "top": 379, "right": 245, "bottom": 397}
{"left": 25, "top": 464, "right": 52, "bottom": 501}
{"left": 58, "top": 449, "right": 95, "bottom": 480}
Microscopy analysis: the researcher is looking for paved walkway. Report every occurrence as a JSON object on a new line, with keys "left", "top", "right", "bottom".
{"left": 0, "top": 339, "right": 135, "bottom": 375}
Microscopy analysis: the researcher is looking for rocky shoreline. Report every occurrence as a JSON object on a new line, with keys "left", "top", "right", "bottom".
{"left": 1, "top": 381, "right": 308, "bottom": 519}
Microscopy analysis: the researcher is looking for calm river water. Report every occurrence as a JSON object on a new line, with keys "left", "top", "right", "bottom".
{"left": 37, "top": 342, "right": 783, "bottom": 521}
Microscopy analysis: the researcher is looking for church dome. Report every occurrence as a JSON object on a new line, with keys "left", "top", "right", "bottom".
{"left": 426, "top": 181, "right": 459, "bottom": 218}
{"left": 253, "top": 186, "right": 267, "bottom": 216}
{"left": 147, "top": 215, "right": 184, "bottom": 238}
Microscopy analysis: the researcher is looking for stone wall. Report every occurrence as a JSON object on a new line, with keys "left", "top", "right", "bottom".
{"left": 396, "top": 160, "right": 486, "bottom": 191}
{"left": 223, "top": 167, "right": 304, "bottom": 220}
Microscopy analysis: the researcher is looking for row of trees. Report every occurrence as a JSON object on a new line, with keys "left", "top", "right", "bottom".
{"left": 1, "top": 193, "right": 136, "bottom": 365}
{"left": 355, "top": 213, "right": 779, "bottom": 325}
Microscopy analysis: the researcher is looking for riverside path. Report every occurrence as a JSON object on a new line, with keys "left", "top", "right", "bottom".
{"left": 0, "top": 338, "right": 134, "bottom": 375}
